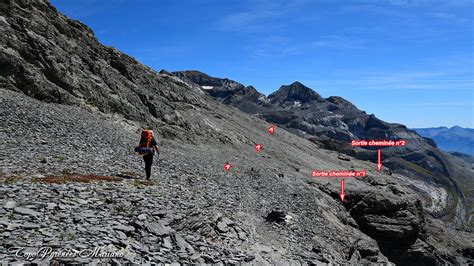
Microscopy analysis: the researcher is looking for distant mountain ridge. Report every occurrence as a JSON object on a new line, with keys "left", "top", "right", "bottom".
{"left": 414, "top": 126, "right": 474, "bottom": 156}
{"left": 171, "top": 70, "right": 274, "bottom": 114}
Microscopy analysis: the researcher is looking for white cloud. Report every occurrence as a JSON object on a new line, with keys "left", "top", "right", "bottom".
{"left": 399, "top": 101, "right": 474, "bottom": 107}
{"left": 431, "top": 12, "right": 470, "bottom": 24}
{"left": 217, "top": 9, "right": 282, "bottom": 32}
{"left": 216, "top": 0, "right": 313, "bottom": 32}
{"left": 247, "top": 35, "right": 367, "bottom": 59}
{"left": 302, "top": 67, "right": 474, "bottom": 91}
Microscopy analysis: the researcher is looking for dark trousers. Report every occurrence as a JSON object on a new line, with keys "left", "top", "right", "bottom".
{"left": 143, "top": 153, "right": 154, "bottom": 179}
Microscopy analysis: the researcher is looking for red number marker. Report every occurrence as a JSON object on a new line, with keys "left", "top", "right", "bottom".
{"left": 268, "top": 125, "right": 275, "bottom": 134}
{"left": 255, "top": 144, "right": 262, "bottom": 152}
{"left": 224, "top": 164, "right": 231, "bottom": 171}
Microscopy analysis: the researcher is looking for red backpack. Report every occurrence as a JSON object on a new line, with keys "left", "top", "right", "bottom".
{"left": 136, "top": 130, "right": 154, "bottom": 156}
{"left": 140, "top": 130, "right": 152, "bottom": 148}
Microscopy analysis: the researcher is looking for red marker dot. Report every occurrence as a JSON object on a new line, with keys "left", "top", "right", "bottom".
{"left": 224, "top": 164, "right": 231, "bottom": 171}
{"left": 268, "top": 125, "right": 275, "bottom": 134}
{"left": 255, "top": 144, "right": 262, "bottom": 152}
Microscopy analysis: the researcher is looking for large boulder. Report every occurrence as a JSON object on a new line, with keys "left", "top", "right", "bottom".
{"left": 316, "top": 175, "right": 462, "bottom": 264}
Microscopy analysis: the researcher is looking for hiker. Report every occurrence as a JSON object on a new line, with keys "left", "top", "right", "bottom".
{"left": 135, "top": 128, "right": 160, "bottom": 180}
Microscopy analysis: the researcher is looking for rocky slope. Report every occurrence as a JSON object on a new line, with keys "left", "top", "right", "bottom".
{"left": 0, "top": 0, "right": 473, "bottom": 264}
{"left": 450, "top": 152, "right": 474, "bottom": 165}
{"left": 172, "top": 71, "right": 474, "bottom": 230}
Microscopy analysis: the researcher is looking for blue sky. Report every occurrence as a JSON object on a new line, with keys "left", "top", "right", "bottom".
{"left": 50, "top": 0, "right": 473, "bottom": 128}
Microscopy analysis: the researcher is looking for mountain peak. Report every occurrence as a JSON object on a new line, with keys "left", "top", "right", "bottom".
{"left": 159, "top": 69, "right": 171, "bottom": 75}
{"left": 289, "top": 81, "right": 305, "bottom": 87}
{"left": 268, "top": 81, "right": 322, "bottom": 105}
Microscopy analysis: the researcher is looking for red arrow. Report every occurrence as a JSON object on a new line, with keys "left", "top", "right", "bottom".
{"left": 339, "top": 179, "right": 345, "bottom": 202}
{"left": 377, "top": 148, "right": 382, "bottom": 171}
{"left": 268, "top": 125, "right": 275, "bottom": 134}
